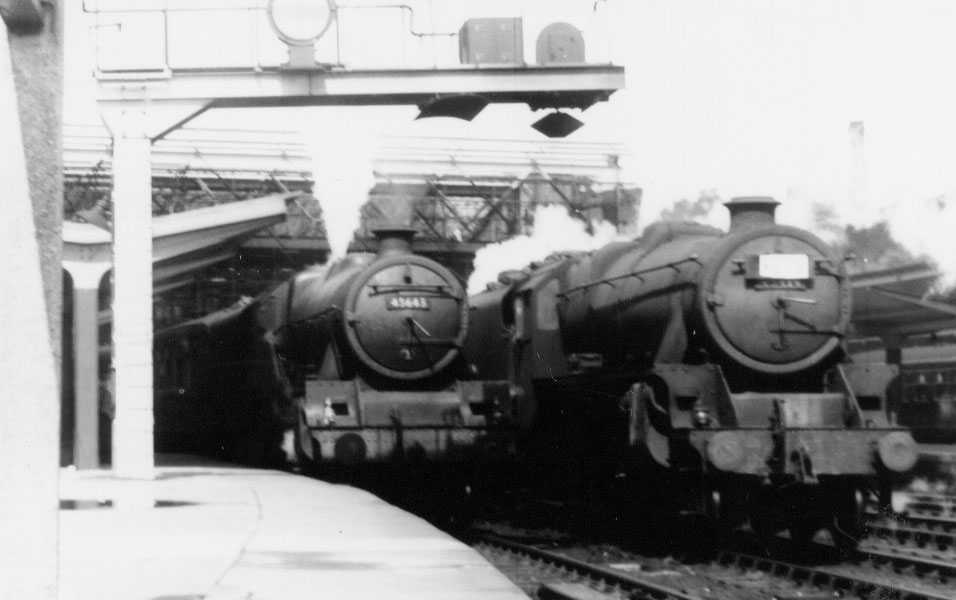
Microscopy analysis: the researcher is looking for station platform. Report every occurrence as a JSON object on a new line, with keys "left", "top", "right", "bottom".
{"left": 58, "top": 456, "right": 528, "bottom": 600}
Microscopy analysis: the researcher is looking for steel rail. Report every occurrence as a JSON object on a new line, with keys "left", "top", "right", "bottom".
{"left": 858, "top": 543, "right": 956, "bottom": 580}
{"left": 866, "top": 509, "right": 956, "bottom": 532}
{"left": 475, "top": 534, "right": 703, "bottom": 600}
{"left": 866, "top": 519, "right": 956, "bottom": 552}
{"left": 716, "top": 549, "right": 954, "bottom": 600}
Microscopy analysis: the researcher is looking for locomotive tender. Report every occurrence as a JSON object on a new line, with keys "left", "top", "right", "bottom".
{"left": 466, "top": 197, "right": 917, "bottom": 546}
{"left": 154, "top": 228, "right": 516, "bottom": 470}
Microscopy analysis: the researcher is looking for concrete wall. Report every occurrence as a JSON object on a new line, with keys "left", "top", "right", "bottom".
{"left": 8, "top": 1, "right": 63, "bottom": 363}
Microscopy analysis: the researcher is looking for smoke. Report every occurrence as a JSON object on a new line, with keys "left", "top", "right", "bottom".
{"left": 810, "top": 203, "right": 846, "bottom": 241}
{"left": 659, "top": 189, "right": 720, "bottom": 223}
{"left": 302, "top": 108, "right": 408, "bottom": 259}
{"left": 468, "top": 204, "right": 621, "bottom": 295}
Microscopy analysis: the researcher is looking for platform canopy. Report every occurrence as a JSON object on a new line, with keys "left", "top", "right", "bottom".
{"left": 850, "top": 262, "right": 956, "bottom": 338}
{"left": 63, "top": 192, "right": 293, "bottom": 297}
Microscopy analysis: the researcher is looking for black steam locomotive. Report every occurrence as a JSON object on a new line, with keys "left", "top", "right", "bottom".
{"left": 465, "top": 197, "right": 917, "bottom": 548}
{"left": 154, "top": 228, "right": 516, "bottom": 471}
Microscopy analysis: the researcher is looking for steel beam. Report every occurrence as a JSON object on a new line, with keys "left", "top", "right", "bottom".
{"left": 96, "top": 65, "right": 624, "bottom": 110}
{"left": 850, "top": 263, "right": 939, "bottom": 290}
{"left": 153, "top": 248, "right": 237, "bottom": 282}
{"left": 867, "top": 287, "right": 956, "bottom": 317}
{"left": 855, "top": 317, "right": 956, "bottom": 337}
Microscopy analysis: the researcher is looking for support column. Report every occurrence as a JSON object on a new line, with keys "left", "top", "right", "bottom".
{"left": 882, "top": 334, "right": 905, "bottom": 428}
{"left": 0, "top": 16, "right": 59, "bottom": 600}
{"left": 111, "top": 113, "right": 155, "bottom": 479}
{"left": 63, "top": 262, "right": 110, "bottom": 469}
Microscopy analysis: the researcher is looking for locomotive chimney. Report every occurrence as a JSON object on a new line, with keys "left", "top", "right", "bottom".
{"left": 372, "top": 227, "right": 417, "bottom": 256}
{"left": 724, "top": 197, "right": 780, "bottom": 231}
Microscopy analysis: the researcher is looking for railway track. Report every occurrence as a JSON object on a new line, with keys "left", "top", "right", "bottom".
{"left": 474, "top": 531, "right": 956, "bottom": 600}
{"left": 468, "top": 489, "right": 956, "bottom": 599}
{"left": 865, "top": 517, "right": 956, "bottom": 554}
{"left": 715, "top": 548, "right": 955, "bottom": 600}
{"left": 867, "top": 509, "right": 956, "bottom": 533}
{"left": 904, "top": 495, "right": 956, "bottom": 519}
{"left": 474, "top": 533, "right": 705, "bottom": 600}
{"left": 856, "top": 541, "right": 956, "bottom": 582}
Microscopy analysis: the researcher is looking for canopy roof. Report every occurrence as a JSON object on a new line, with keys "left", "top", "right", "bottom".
{"left": 63, "top": 193, "right": 294, "bottom": 294}
{"left": 851, "top": 262, "right": 956, "bottom": 338}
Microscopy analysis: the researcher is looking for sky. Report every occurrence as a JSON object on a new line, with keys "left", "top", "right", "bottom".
{"left": 66, "top": 0, "right": 956, "bottom": 280}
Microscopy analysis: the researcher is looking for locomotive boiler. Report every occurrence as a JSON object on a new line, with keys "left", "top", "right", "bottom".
{"left": 466, "top": 197, "right": 917, "bottom": 548}
{"left": 154, "top": 228, "right": 516, "bottom": 471}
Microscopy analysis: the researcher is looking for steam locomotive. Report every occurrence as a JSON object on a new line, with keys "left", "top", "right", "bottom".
{"left": 465, "top": 197, "right": 918, "bottom": 548}
{"left": 154, "top": 228, "right": 516, "bottom": 471}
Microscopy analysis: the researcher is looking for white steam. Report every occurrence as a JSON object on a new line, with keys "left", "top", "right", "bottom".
{"left": 303, "top": 110, "right": 381, "bottom": 259}
{"left": 468, "top": 204, "right": 622, "bottom": 295}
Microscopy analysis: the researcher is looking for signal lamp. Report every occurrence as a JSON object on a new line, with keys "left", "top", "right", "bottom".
{"left": 268, "top": 0, "right": 336, "bottom": 68}
{"left": 268, "top": 0, "right": 337, "bottom": 46}
{"left": 416, "top": 94, "right": 489, "bottom": 121}
{"left": 531, "top": 110, "right": 584, "bottom": 138}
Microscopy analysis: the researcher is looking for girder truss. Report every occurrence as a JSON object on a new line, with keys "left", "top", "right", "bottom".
{"left": 359, "top": 172, "right": 638, "bottom": 245}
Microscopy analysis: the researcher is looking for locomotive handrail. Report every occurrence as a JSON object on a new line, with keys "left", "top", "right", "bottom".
{"left": 556, "top": 255, "right": 702, "bottom": 300}
{"left": 769, "top": 328, "right": 844, "bottom": 336}
{"left": 368, "top": 283, "right": 462, "bottom": 300}
{"left": 396, "top": 337, "right": 461, "bottom": 347}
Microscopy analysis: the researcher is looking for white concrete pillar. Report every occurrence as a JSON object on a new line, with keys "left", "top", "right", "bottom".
{"left": 63, "top": 261, "right": 110, "bottom": 469}
{"left": 111, "top": 113, "right": 155, "bottom": 479}
{"left": 0, "top": 22, "right": 59, "bottom": 600}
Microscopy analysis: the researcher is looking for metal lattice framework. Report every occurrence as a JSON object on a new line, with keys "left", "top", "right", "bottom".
{"left": 358, "top": 172, "right": 638, "bottom": 246}
{"left": 64, "top": 124, "right": 314, "bottom": 223}
{"left": 64, "top": 125, "right": 638, "bottom": 328}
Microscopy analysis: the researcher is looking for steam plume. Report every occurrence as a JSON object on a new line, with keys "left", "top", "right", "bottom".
{"left": 303, "top": 110, "right": 381, "bottom": 259}
{"left": 468, "top": 204, "right": 621, "bottom": 295}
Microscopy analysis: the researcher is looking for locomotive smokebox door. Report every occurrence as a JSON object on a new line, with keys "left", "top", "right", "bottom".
{"left": 698, "top": 199, "right": 849, "bottom": 374}
{"left": 344, "top": 231, "right": 468, "bottom": 381}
